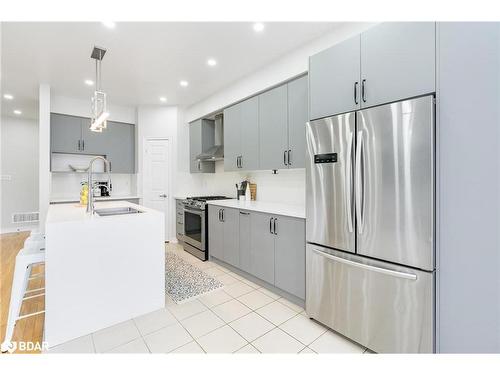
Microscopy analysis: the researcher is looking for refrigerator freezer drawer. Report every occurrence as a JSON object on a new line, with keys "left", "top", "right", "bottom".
{"left": 306, "top": 244, "right": 434, "bottom": 353}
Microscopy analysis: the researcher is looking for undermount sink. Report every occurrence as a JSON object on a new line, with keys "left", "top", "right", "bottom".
{"left": 95, "top": 207, "right": 144, "bottom": 216}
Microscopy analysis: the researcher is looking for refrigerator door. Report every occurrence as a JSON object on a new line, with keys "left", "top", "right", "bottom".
{"left": 356, "top": 95, "right": 434, "bottom": 270}
{"left": 306, "top": 113, "right": 355, "bottom": 253}
{"left": 306, "top": 243, "right": 434, "bottom": 353}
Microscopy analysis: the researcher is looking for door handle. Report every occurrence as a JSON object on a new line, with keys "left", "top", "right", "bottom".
{"left": 354, "top": 81, "right": 359, "bottom": 105}
{"left": 312, "top": 248, "right": 417, "bottom": 280}
{"left": 159, "top": 194, "right": 167, "bottom": 198}
{"left": 269, "top": 217, "right": 273, "bottom": 234}
{"left": 355, "top": 130, "right": 365, "bottom": 234}
{"left": 345, "top": 131, "right": 354, "bottom": 233}
{"left": 273, "top": 218, "right": 277, "bottom": 235}
{"left": 288, "top": 150, "right": 291, "bottom": 166}
{"left": 361, "top": 79, "right": 367, "bottom": 103}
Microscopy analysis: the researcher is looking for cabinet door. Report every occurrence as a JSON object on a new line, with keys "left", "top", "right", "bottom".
{"left": 208, "top": 206, "right": 224, "bottom": 260}
{"left": 81, "top": 117, "right": 112, "bottom": 155}
{"left": 239, "top": 96, "right": 260, "bottom": 170}
{"left": 223, "top": 104, "right": 241, "bottom": 171}
{"left": 309, "top": 35, "right": 361, "bottom": 120}
{"left": 50, "top": 113, "right": 82, "bottom": 153}
{"left": 274, "top": 216, "right": 306, "bottom": 299}
{"left": 105, "top": 121, "right": 136, "bottom": 173}
{"left": 189, "top": 120, "right": 202, "bottom": 173}
{"left": 287, "top": 76, "right": 308, "bottom": 169}
{"left": 259, "top": 85, "right": 288, "bottom": 170}
{"left": 361, "top": 22, "right": 435, "bottom": 107}
{"left": 223, "top": 208, "right": 240, "bottom": 267}
{"left": 238, "top": 211, "right": 252, "bottom": 273}
{"left": 250, "top": 212, "right": 275, "bottom": 284}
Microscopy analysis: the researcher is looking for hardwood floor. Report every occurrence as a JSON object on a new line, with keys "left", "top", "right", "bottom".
{"left": 1, "top": 231, "right": 44, "bottom": 354}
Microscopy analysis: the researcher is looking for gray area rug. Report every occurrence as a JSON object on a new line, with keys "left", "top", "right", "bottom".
{"left": 166, "top": 252, "right": 223, "bottom": 304}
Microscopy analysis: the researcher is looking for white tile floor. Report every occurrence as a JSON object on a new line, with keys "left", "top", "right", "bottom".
{"left": 48, "top": 243, "right": 369, "bottom": 354}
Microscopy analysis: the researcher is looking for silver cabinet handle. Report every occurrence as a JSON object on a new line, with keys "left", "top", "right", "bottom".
{"left": 82, "top": 140, "right": 85, "bottom": 150}
{"left": 283, "top": 150, "right": 287, "bottom": 166}
{"left": 354, "top": 81, "right": 359, "bottom": 105}
{"left": 239, "top": 155, "right": 243, "bottom": 168}
{"left": 312, "top": 248, "right": 417, "bottom": 280}
{"left": 273, "top": 218, "right": 277, "bottom": 235}
{"left": 198, "top": 160, "right": 201, "bottom": 171}
{"left": 221, "top": 209, "right": 225, "bottom": 222}
{"left": 361, "top": 79, "right": 367, "bottom": 103}
{"left": 269, "top": 217, "right": 273, "bottom": 234}
{"left": 77, "top": 140, "right": 81, "bottom": 151}
{"left": 355, "top": 130, "right": 365, "bottom": 234}
{"left": 239, "top": 211, "right": 250, "bottom": 215}
{"left": 345, "top": 131, "right": 354, "bottom": 233}
{"left": 288, "top": 150, "right": 291, "bottom": 166}
{"left": 218, "top": 209, "right": 221, "bottom": 221}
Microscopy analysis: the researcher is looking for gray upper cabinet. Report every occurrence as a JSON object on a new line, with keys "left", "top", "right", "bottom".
{"left": 239, "top": 97, "right": 260, "bottom": 170}
{"left": 309, "top": 35, "right": 361, "bottom": 120}
{"left": 105, "top": 121, "right": 135, "bottom": 173}
{"left": 223, "top": 97, "right": 259, "bottom": 171}
{"left": 208, "top": 206, "right": 224, "bottom": 260}
{"left": 287, "top": 76, "right": 308, "bottom": 168}
{"left": 259, "top": 85, "right": 288, "bottom": 170}
{"left": 360, "top": 22, "right": 436, "bottom": 108}
{"left": 222, "top": 208, "right": 240, "bottom": 268}
{"left": 223, "top": 104, "right": 241, "bottom": 172}
{"left": 274, "top": 215, "right": 306, "bottom": 299}
{"left": 250, "top": 212, "right": 275, "bottom": 285}
{"left": 50, "top": 113, "right": 135, "bottom": 173}
{"left": 189, "top": 119, "right": 215, "bottom": 173}
{"left": 50, "top": 113, "right": 83, "bottom": 153}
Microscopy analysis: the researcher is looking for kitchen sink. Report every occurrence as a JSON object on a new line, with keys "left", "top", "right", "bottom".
{"left": 95, "top": 207, "right": 144, "bottom": 216}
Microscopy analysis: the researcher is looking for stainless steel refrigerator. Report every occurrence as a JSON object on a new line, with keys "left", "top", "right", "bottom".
{"left": 305, "top": 95, "right": 435, "bottom": 353}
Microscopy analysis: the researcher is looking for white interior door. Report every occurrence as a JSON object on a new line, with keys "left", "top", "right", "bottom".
{"left": 143, "top": 139, "right": 170, "bottom": 241}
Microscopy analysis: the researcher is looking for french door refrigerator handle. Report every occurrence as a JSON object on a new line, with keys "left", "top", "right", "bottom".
{"left": 345, "top": 131, "right": 354, "bottom": 233}
{"left": 312, "top": 248, "right": 417, "bottom": 280}
{"left": 355, "top": 130, "right": 365, "bottom": 234}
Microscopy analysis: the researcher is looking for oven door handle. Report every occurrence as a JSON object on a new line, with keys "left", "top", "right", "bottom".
{"left": 184, "top": 207, "right": 203, "bottom": 216}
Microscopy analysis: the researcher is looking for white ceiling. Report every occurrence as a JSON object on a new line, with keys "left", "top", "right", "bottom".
{"left": 1, "top": 22, "right": 340, "bottom": 118}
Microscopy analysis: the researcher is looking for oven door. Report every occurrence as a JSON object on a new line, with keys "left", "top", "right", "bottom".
{"left": 183, "top": 207, "right": 205, "bottom": 251}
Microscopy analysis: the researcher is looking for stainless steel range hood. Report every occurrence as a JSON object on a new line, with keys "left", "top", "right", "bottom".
{"left": 196, "top": 113, "right": 224, "bottom": 161}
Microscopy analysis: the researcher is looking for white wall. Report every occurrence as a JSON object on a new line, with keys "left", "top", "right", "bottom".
{"left": 0, "top": 116, "right": 39, "bottom": 233}
{"left": 39, "top": 84, "right": 51, "bottom": 233}
{"left": 136, "top": 106, "right": 178, "bottom": 241}
{"left": 177, "top": 23, "right": 376, "bottom": 205}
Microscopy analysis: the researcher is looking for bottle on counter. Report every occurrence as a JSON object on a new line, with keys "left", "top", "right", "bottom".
{"left": 80, "top": 182, "right": 89, "bottom": 206}
{"left": 245, "top": 181, "right": 251, "bottom": 201}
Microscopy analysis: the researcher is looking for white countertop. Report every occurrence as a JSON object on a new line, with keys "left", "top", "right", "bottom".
{"left": 50, "top": 195, "right": 141, "bottom": 204}
{"left": 207, "top": 199, "right": 305, "bottom": 219}
{"left": 46, "top": 200, "right": 160, "bottom": 224}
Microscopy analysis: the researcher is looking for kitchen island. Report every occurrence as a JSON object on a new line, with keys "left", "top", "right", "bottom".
{"left": 45, "top": 201, "right": 165, "bottom": 347}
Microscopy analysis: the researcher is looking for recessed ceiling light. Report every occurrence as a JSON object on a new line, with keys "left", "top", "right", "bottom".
{"left": 253, "top": 22, "right": 265, "bottom": 32}
{"left": 84, "top": 79, "right": 94, "bottom": 86}
{"left": 207, "top": 58, "right": 217, "bottom": 67}
{"left": 101, "top": 21, "right": 116, "bottom": 29}
{"left": 179, "top": 80, "right": 189, "bottom": 87}
{"left": 3, "top": 94, "right": 14, "bottom": 100}
{"left": 159, "top": 97, "right": 167, "bottom": 103}
{"left": 13, "top": 110, "right": 22, "bottom": 115}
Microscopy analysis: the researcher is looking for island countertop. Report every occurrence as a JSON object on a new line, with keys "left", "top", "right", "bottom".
{"left": 206, "top": 199, "right": 305, "bottom": 219}
{"left": 46, "top": 200, "right": 162, "bottom": 224}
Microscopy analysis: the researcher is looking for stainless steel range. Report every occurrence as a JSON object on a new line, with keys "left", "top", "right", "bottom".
{"left": 182, "top": 196, "right": 229, "bottom": 260}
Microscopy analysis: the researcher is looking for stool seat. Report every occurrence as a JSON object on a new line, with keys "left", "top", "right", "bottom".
{"left": 1, "top": 234, "right": 46, "bottom": 353}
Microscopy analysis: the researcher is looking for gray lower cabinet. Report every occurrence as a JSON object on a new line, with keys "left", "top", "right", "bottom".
{"left": 287, "top": 75, "right": 308, "bottom": 168}
{"left": 238, "top": 211, "right": 252, "bottom": 273}
{"left": 360, "top": 22, "right": 435, "bottom": 108}
{"left": 274, "top": 216, "right": 306, "bottom": 299}
{"left": 189, "top": 119, "right": 215, "bottom": 173}
{"left": 309, "top": 35, "right": 361, "bottom": 120}
{"left": 50, "top": 113, "right": 83, "bottom": 153}
{"left": 222, "top": 208, "right": 240, "bottom": 267}
{"left": 259, "top": 85, "right": 288, "bottom": 170}
{"left": 250, "top": 212, "right": 276, "bottom": 285}
{"left": 208, "top": 205, "right": 306, "bottom": 299}
{"left": 50, "top": 113, "right": 135, "bottom": 173}
{"left": 208, "top": 206, "right": 224, "bottom": 259}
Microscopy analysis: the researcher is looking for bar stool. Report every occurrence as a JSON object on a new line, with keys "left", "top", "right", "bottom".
{"left": 1, "top": 234, "right": 45, "bottom": 353}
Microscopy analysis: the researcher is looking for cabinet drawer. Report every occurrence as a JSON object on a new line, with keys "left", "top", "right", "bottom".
{"left": 306, "top": 244, "right": 434, "bottom": 353}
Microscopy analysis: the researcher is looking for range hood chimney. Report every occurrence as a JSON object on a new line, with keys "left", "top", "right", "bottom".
{"left": 196, "top": 114, "right": 224, "bottom": 161}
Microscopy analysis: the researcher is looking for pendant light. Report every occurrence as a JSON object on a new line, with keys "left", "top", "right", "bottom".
{"left": 90, "top": 46, "right": 109, "bottom": 132}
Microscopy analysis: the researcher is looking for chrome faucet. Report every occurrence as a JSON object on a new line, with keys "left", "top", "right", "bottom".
{"left": 86, "top": 156, "right": 111, "bottom": 214}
